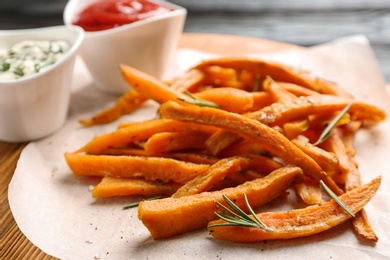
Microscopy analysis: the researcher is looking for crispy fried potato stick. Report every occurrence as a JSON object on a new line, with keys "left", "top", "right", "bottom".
{"left": 329, "top": 128, "right": 378, "bottom": 242}
{"left": 193, "top": 57, "right": 352, "bottom": 97}
{"left": 143, "top": 131, "right": 211, "bottom": 154}
{"left": 120, "top": 64, "right": 189, "bottom": 103}
{"left": 194, "top": 87, "right": 254, "bottom": 113}
{"left": 65, "top": 152, "right": 210, "bottom": 183}
{"left": 278, "top": 82, "right": 320, "bottom": 96}
{"left": 101, "top": 147, "right": 220, "bottom": 165}
{"left": 77, "top": 119, "right": 218, "bottom": 154}
{"left": 138, "top": 166, "right": 302, "bottom": 239}
{"left": 252, "top": 95, "right": 386, "bottom": 127}
{"left": 205, "top": 94, "right": 386, "bottom": 155}
{"left": 159, "top": 101, "right": 343, "bottom": 195}
{"left": 92, "top": 177, "right": 181, "bottom": 198}
{"left": 208, "top": 176, "right": 381, "bottom": 242}
{"left": 172, "top": 156, "right": 249, "bottom": 198}
{"left": 295, "top": 176, "right": 323, "bottom": 205}
{"left": 79, "top": 89, "right": 147, "bottom": 126}
{"left": 263, "top": 76, "right": 297, "bottom": 102}
{"left": 251, "top": 91, "right": 275, "bottom": 111}
{"left": 283, "top": 119, "right": 310, "bottom": 140}
{"left": 292, "top": 138, "right": 341, "bottom": 179}
{"left": 168, "top": 69, "right": 205, "bottom": 93}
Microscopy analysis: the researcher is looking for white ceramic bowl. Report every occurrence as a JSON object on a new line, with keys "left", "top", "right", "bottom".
{"left": 64, "top": 0, "right": 186, "bottom": 94}
{"left": 0, "top": 26, "right": 84, "bottom": 142}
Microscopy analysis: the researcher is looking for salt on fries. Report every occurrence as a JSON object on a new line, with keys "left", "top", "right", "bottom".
{"left": 65, "top": 57, "right": 385, "bottom": 243}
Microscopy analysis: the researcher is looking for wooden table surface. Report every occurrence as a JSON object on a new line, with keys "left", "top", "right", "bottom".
{"left": 1, "top": 1, "right": 389, "bottom": 258}
{"left": 0, "top": 33, "right": 297, "bottom": 260}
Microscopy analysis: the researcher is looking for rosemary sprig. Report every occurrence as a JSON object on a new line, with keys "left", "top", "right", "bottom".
{"left": 320, "top": 180, "right": 355, "bottom": 217}
{"left": 177, "top": 90, "right": 220, "bottom": 108}
{"left": 122, "top": 195, "right": 163, "bottom": 210}
{"left": 313, "top": 103, "right": 351, "bottom": 146}
{"left": 253, "top": 77, "right": 262, "bottom": 92}
{"left": 208, "top": 193, "right": 273, "bottom": 232}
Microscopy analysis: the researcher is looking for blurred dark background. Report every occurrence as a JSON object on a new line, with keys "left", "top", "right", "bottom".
{"left": 1, "top": 0, "right": 389, "bottom": 81}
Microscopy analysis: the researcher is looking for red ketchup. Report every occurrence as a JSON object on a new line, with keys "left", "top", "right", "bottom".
{"left": 72, "top": 0, "right": 173, "bottom": 32}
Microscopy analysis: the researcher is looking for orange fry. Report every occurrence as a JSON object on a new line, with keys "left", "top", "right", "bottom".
{"left": 251, "top": 95, "right": 386, "bottom": 127}
{"left": 65, "top": 152, "right": 210, "bottom": 183}
{"left": 77, "top": 119, "right": 218, "bottom": 154}
{"left": 208, "top": 176, "right": 381, "bottom": 242}
{"left": 193, "top": 57, "right": 352, "bottom": 97}
{"left": 295, "top": 177, "right": 322, "bottom": 205}
{"left": 138, "top": 166, "right": 302, "bottom": 239}
{"left": 205, "top": 130, "right": 242, "bottom": 156}
{"left": 168, "top": 69, "right": 205, "bottom": 93}
{"left": 144, "top": 131, "right": 210, "bottom": 154}
{"left": 278, "top": 82, "right": 320, "bottom": 96}
{"left": 292, "top": 137, "right": 341, "bottom": 179}
{"left": 79, "top": 89, "right": 147, "bottom": 126}
{"left": 263, "top": 76, "right": 297, "bottom": 102}
{"left": 172, "top": 156, "right": 249, "bottom": 198}
{"left": 159, "top": 101, "right": 343, "bottom": 195}
{"left": 120, "top": 64, "right": 188, "bottom": 103}
{"left": 194, "top": 87, "right": 254, "bottom": 113}
{"left": 251, "top": 95, "right": 386, "bottom": 126}
{"left": 92, "top": 177, "right": 181, "bottom": 198}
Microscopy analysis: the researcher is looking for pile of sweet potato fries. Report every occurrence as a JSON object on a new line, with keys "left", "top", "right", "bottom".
{"left": 65, "top": 57, "right": 385, "bottom": 242}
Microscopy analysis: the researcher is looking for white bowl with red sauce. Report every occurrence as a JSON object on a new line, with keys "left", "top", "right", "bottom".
{"left": 64, "top": 0, "right": 187, "bottom": 94}
{"left": 0, "top": 26, "right": 84, "bottom": 142}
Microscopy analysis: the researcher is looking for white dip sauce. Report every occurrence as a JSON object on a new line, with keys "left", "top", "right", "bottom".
{"left": 0, "top": 40, "right": 70, "bottom": 80}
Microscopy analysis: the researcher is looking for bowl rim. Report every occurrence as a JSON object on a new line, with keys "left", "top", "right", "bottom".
{"left": 63, "top": 0, "right": 187, "bottom": 37}
{"left": 0, "top": 25, "right": 84, "bottom": 85}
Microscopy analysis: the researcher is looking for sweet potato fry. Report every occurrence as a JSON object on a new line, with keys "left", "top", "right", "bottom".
{"left": 144, "top": 131, "right": 211, "bottom": 154}
{"left": 295, "top": 176, "right": 322, "bottom": 205}
{"left": 207, "top": 176, "right": 381, "bottom": 242}
{"left": 250, "top": 91, "right": 275, "bottom": 111}
{"left": 64, "top": 152, "right": 210, "bottom": 183}
{"left": 335, "top": 127, "right": 378, "bottom": 242}
{"left": 193, "top": 57, "right": 352, "bottom": 97}
{"left": 77, "top": 119, "right": 218, "bottom": 154}
{"left": 79, "top": 89, "right": 147, "bottom": 126}
{"left": 198, "top": 65, "right": 244, "bottom": 90}
{"left": 101, "top": 147, "right": 220, "bottom": 165}
{"left": 159, "top": 101, "right": 343, "bottom": 195}
{"left": 205, "top": 130, "right": 242, "bottom": 156}
{"left": 207, "top": 94, "right": 385, "bottom": 158}
{"left": 172, "top": 156, "right": 249, "bottom": 198}
{"left": 138, "top": 166, "right": 303, "bottom": 239}
{"left": 278, "top": 82, "right": 320, "bottom": 96}
{"left": 194, "top": 87, "right": 254, "bottom": 113}
{"left": 263, "top": 76, "right": 297, "bottom": 102}
{"left": 217, "top": 139, "right": 268, "bottom": 157}
{"left": 92, "top": 177, "right": 181, "bottom": 198}
{"left": 292, "top": 137, "right": 341, "bottom": 179}
{"left": 168, "top": 69, "right": 205, "bottom": 93}
{"left": 120, "top": 64, "right": 189, "bottom": 103}
{"left": 283, "top": 119, "right": 310, "bottom": 140}
{"left": 251, "top": 95, "right": 386, "bottom": 127}
{"left": 319, "top": 133, "right": 351, "bottom": 184}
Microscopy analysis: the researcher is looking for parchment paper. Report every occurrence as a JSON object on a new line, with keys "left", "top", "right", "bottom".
{"left": 9, "top": 35, "right": 390, "bottom": 259}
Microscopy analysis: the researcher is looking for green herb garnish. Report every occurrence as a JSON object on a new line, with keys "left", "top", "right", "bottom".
{"left": 313, "top": 104, "right": 351, "bottom": 146}
{"left": 0, "top": 61, "right": 10, "bottom": 72}
{"left": 178, "top": 90, "right": 220, "bottom": 108}
{"left": 253, "top": 77, "right": 261, "bottom": 92}
{"left": 320, "top": 180, "right": 355, "bottom": 217}
{"left": 13, "top": 66, "right": 24, "bottom": 77}
{"left": 122, "top": 195, "right": 163, "bottom": 209}
{"left": 208, "top": 193, "right": 273, "bottom": 232}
